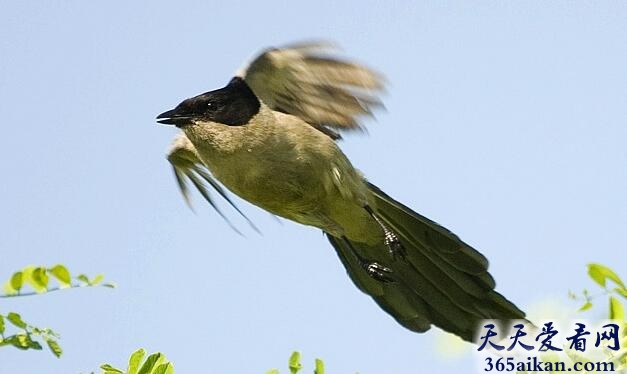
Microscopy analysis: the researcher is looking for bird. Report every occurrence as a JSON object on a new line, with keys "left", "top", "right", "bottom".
{"left": 156, "top": 41, "right": 526, "bottom": 342}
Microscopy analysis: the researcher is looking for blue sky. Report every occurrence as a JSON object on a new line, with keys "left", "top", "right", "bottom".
{"left": 1, "top": 1, "right": 626, "bottom": 373}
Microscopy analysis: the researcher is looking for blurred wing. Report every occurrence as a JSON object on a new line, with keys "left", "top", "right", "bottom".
{"left": 167, "top": 133, "right": 258, "bottom": 233}
{"left": 238, "top": 41, "right": 384, "bottom": 138}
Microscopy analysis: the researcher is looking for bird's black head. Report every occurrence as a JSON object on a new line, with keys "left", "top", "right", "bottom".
{"left": 156, "top": 77, "right": 260, "bottom": 127}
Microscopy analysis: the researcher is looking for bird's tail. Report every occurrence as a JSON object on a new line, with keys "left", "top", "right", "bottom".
{"left": 327, "top": 182, "right": 526, "bottom": 342}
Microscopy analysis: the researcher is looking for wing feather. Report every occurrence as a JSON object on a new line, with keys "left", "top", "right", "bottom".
{"left": 167, "top": 133, "right": 258, "bottom": 233}
{"left": 238, "top": 41, "right": 384, "bottom": 136}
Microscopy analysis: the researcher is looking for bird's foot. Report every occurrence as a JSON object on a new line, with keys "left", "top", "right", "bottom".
{"left": 384, "top": 231, "right": 406, "bottom": 261}
{"left": 364, "top": 205, "right": 406, "bottom": 261}
{"left": 364, "top": 262, "right": 395, "bottom": 283}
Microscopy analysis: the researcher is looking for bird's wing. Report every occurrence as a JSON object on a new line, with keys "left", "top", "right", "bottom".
{"left": 166, "top": 132, "right": 257, "bottom": 233}
{"left": 238, "top": 41, "right": 384, "bottom": 138}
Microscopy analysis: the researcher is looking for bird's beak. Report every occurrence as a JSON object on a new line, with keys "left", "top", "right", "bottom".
{"left": 156, "top": 108, "right": 193, "bottom": 126}
{"left": 156, "top": 109, "right": 179, "bottom": 125}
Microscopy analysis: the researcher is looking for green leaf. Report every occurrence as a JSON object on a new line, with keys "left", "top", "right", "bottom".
{"left": 578, "top": 301, "right": 593, "bottom": 312}
{"left": 10, "top": 271, "right": 23, "bottom": 292}
{"left": 0, "top": 315, "right": 5, "bottom": 334}
{"left": 610, "top": 296, "right": 625, "bottom": 320}
{"left": 46, "top": 338, "right": 63, "bottom": 358}
{"left": 103, "top": 283, "right": 116, "bottom": 288}
{"left": 127, "top": 348, "right": 146, "bottom": 374}
{"left": 153, "top": 363, "right": 174, "bottom": 374}
{"left": 266, "top": 370, "right": 280, "bottom": 374}
{"left": 7, "top": 312, "right": 27, "bottom": 329}
{"left": 27, "top": 337, "right": 42, "bottom": 350}
{"left": 288, "top": 351, "right": 302, "bottom": 374}
{"left": 43, "top": 327, "right": 59, "bottom": 338}
{"left": 5, "top": 334, "right": 41, "bottom": 350}
{"left": 100, "top": 364, "right": 124, "bottom": 374}
{"left": 91, "top": 274, "right": 104, "bottom": 285}
{"left": 616, "top": 287, "right": 627, "bottom": 299}
{"left": 588, "top": 263, "right": 626, "bottom": 289}
{"left": 314, "top": 358, "right": 325, "bottom": 374}
{"left": 31, "top": 267, "right": 49, "bottom": 291}
{"left": 77, "top": 274, "right": 90, "bottom": 284}
{"left": 138, "top": 353, "right": 163, "bottom": 374}
{"left": 8, "top": 334, "right": 31, "bottom": 349}
{"left": 49, "top": 265, "right": 71, "bottom": 286}
{"left": 3, "top": 282, "right": 18, "bottom": 295}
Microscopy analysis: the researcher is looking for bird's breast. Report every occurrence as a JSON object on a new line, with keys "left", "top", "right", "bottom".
{"left": 181, "top": 112, "right": 375, "bottom": 238}
{"left": 183, "top": 116, "right": 339, "bottom": 219}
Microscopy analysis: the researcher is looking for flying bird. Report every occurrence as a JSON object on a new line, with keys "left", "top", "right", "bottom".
{"left": 157, "top": 41, "right": 525, "bottom": 342}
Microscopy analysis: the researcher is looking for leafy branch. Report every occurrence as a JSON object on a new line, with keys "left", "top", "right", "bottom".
{"left": 1, "top": 264, "right": 114, "bottom": 357}
{"left": 2, "top": 264, "right": 115, "bottom": 298}
{"left": 0, "top": 312, "right": 62, "bottom": 357}
{"left": 569, "top": 263, "right": 627, "bottom": 320}
{"left": 265, "top": 351, "right": 325, "bottom": 374}
{"left": 98, "top": 350, "right": 326, "bottom": 374}
{"left": 100, "top": 348, "right": 175, "bottom": 374}
{"left": 521, "top": 263, "right": 627, "bottom": 373}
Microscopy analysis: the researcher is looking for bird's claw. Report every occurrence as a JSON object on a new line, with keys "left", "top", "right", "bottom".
{"left": 365, "top": 262, "right": 395, "bottom": 283}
